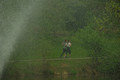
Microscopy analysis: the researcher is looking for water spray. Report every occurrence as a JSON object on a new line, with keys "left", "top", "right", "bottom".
{"left": 0, "top": 0, "right": 42, "bottom": 79}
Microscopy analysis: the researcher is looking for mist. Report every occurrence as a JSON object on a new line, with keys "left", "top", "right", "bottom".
{"left": 0, "top": 0, "right": 42, "bottom": 78}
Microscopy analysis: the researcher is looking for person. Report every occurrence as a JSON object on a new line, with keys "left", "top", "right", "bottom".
{"left": 67, "top": 40, "right": 72, "bottom": 57}
{"left": 60, "top": 40, "right": 67, "bottom": 58}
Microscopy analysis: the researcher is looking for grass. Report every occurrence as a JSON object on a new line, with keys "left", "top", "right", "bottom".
{"left": 3, "top": 58, "right": 93, "bottom": 78}
{"left": 5, "top": 35, "right": 94, "bottom": 78}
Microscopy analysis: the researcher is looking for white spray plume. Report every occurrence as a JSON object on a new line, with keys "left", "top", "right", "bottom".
{"left": 0, "top": 0, "right": 42, "bottom": 78}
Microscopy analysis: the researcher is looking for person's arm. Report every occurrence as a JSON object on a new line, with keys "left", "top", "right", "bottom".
{"left": 70, "top": 43, "right": 71, "bottom": 47}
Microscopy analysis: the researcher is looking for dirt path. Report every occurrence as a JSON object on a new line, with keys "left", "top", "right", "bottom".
{"left": 10, "top": 57, "right": 92, "bottom": 62}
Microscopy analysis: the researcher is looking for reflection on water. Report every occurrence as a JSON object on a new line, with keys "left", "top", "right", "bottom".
{"left": 2, "top": 75, "right": 119, "bottom": 80}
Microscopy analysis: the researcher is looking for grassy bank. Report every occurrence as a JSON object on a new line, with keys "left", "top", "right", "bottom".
{"left": 2, "top": 58, "right": 100, "bottom": 78}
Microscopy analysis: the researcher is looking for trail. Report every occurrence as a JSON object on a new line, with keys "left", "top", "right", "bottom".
{"left": 9, "top": 57, "right": 92, "bottom": 62}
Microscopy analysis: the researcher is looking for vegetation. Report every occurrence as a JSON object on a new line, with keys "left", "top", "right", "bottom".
{"left": 1, "top": 0, "right": 120, "bottom": 78}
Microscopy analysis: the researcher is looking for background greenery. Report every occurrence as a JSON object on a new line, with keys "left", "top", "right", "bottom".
{"left": 1, "top": 0, "right": 120, "bottom": 77}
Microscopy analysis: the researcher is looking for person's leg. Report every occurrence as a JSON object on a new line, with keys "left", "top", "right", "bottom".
{"left": 64, "top": 50, "right": 67, "bottom": 58}
{"left": 68, "top": 48, "right": 71, "bottom": 58}
{"left": 60, "top": 48, "right": 65, "bottom": 58}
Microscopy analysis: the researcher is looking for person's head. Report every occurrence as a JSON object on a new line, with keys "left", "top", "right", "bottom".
{"left": 64, "top": 40, "right": 67, "bottom": 42}
{"left": 68, "top": 40, "right": 70, "bottom": 42}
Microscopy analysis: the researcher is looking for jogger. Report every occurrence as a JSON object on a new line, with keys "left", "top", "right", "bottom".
{"left": 67, "top": 40, "right": 71, "bottom": 57}
{"left": 60, "top": 40, "right": 67, "bottom": 58}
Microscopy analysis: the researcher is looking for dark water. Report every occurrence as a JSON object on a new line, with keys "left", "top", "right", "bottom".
{"left": 2, "top": 75, "right": 119, "bottom": 80}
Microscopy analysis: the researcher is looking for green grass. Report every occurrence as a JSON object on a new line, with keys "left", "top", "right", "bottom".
{"left": 4, "top": 59, "right": 92, "bottom": 77}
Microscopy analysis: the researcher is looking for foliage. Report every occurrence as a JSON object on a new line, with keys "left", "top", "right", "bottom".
{"left": 4, "top": 0, "right": 119, "bottom": 75}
